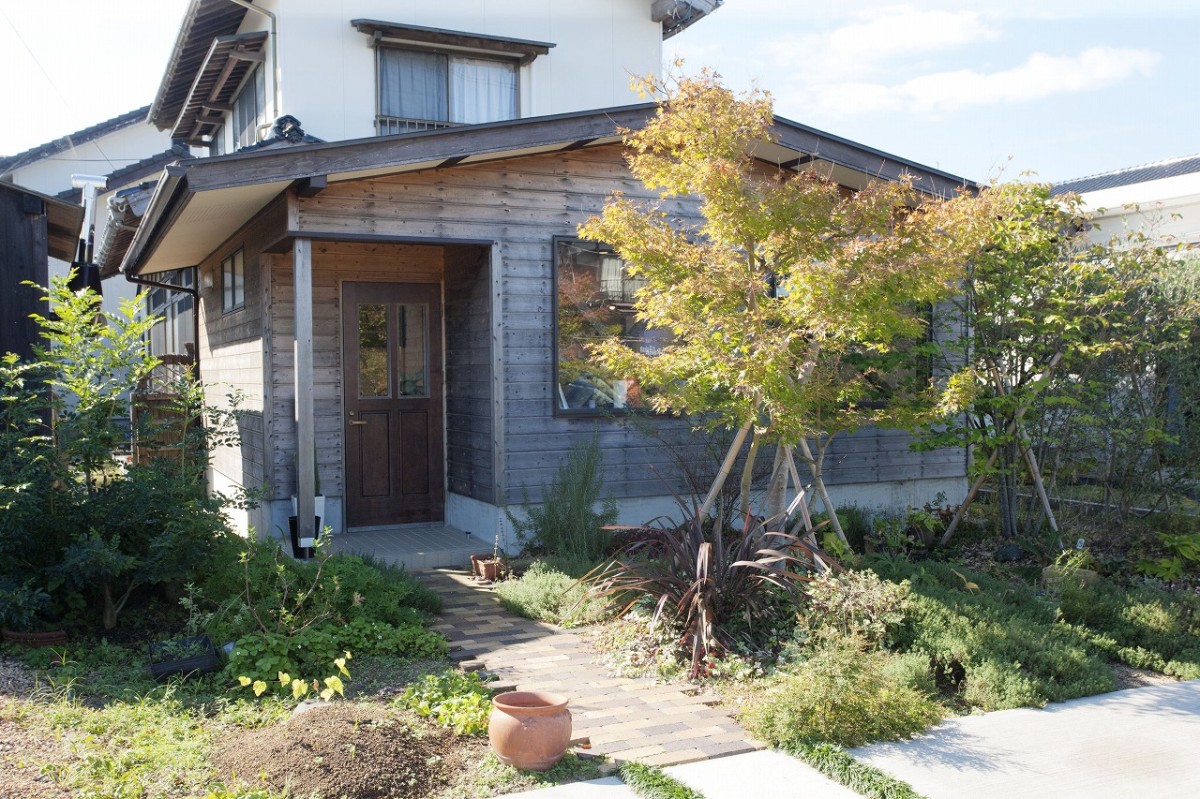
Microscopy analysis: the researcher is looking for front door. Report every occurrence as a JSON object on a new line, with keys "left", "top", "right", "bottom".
{"left": 342, "top": 282, "right": 444, "bottom": 527}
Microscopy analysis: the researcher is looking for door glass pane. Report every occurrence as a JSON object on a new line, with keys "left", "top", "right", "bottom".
{"left": 358, "top": 304, "right": 390, "bottom": 398}
{"left": 397, "top": 304, "right": 427, "bottom": 397}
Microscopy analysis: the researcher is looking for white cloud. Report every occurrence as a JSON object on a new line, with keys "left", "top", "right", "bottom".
{"left": 806, "top": 47, "right": 1161, "bottom": 116}
{"left": 763, "top": 6, "right": 996, "bottom": 82}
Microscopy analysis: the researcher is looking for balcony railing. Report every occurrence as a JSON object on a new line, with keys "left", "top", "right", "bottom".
{"left": 375, "top": 116, "right": 459, "bottom": 136}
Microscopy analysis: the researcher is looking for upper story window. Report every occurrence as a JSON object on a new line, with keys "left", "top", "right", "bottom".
{"left": 352, "top": 20, "right": 554, "bottom": 137}
{"left": 377, "top": 47, "right": 516, "bottom": 134}
{"left": 555, "top": 239, "right": 665, "bottom": 415}
{"left": 233, "top": 66, "right": 267, "bottom": 149}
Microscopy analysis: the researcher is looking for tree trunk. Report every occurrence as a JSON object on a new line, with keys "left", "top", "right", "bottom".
{"left": 698, "top": 420, "right": 753, "bottom": 521}
{"left": 764, "top": 444, "right": 789, "bottom": 525}
{"left": 797, "top": 436, "right": 847, "bottom": 546}
{"left": 739, "top": 433, "right": 762, "bottom": 517}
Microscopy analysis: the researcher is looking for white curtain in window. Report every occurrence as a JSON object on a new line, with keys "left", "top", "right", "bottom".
{"left": 450, "top": 57, "right": 516, "bottom": 124}
{"left": 380, "top": 49, "right": 447, "bottom": 121}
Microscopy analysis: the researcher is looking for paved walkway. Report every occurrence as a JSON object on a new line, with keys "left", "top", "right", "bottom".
{"left": 417, "top": 569, "right": 760, "bottom": 767}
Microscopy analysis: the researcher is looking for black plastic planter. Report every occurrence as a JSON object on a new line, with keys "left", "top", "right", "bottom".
{"left": 289, "top": 515, "right": 320, "bottom": 559}
{"left": 147, "top": 634, "right": 218, "bottom": 681}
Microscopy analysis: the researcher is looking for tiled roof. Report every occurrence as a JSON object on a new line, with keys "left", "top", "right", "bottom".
{"left": 1053, "top": 153, "right": 1200, "bottom": 196}
{"left": 0, "top": 106, "right": 151, "bottom": 175}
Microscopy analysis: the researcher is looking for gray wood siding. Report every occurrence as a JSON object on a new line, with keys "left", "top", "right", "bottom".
{"left": 195, "top": 193, "right": 286, "bottom": 501}
{"left": 291, "top": 145, "right": 965, "bottom": 509}
{"left": 444, "top": 245, "right": 495, "bottom": 503}
{"left": 267, "top": 241, "right": 445, "bottom": 502}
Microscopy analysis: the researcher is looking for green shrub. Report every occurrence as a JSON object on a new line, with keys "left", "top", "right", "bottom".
{"left": 396, "top": 669, "right": 493, "bottom": 734}
{"left": 798, "top": 570, "right": 910, "bottom": 651}
{"left": 507, "top": 436, "right": 618, "bottom": 563}
{"left": 337, "top": 618, "right": 447, "bottom": 659}
{"left": 866, "top": 557, "right": 1115, "bottom": 710}
{"left": 1058, "top": 573, "right": 1200, "bottom": 677}
{"left": 495, "top": 561, "right": 608, "bottom": 627}
{"left": 881, "top": 652, "right": 937, "bottom": 696}
{"left": 618, "top": 762, "right": 703, "bottom": 799}
{"left": 739, "top": 641, "right": 943, "bottom": 748}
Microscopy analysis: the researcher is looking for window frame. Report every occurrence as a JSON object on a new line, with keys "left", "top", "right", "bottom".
{"left": 233, "top": 65, "right": 266, "bottom": 149}
{"left": 374, "top": 44, "right": 519, "bottom": 134}
{"left": 552, "top": 236, "right": 660, "bottom": 418}
{"left": 221, "top": 249, "right": 246, "bottom": 313}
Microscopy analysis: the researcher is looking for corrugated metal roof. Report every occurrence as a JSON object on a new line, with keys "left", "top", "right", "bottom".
{"left": 1053, "top": 153, "right": 1200, "bottom": 196}
{"left": 149, "top": 0, "right": 249, "bottom": 131}
{"left": 0, "top": 106, "right": 150, "bottom": 175}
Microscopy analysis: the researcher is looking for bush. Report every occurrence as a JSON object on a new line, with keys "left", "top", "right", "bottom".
{"left": 869, "top": 557, "right": 1115, "bottom": 709}
{"left": 585, "top": 515, "right": 818, "bottom": 678}
{"left": 495, "top": 561, "right": 608, "bottom": 628}
{"left": 739, "top": 640, "right": 943, "bottom": 748}
{"left": 1058, "top": 572, "right": 1200, "bottom": 678}
{"left": 507, "top": 436, "right": 618, "bottom": 563}
{"left": 798, "top": 569, "right": 910, "bottom": 651}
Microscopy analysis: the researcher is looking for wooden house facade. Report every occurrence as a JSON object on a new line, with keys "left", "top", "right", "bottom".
{"left": 117, "top": 107, "right": 971, "bottom": 542}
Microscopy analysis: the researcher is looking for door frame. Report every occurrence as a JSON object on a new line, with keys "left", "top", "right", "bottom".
{"left": 340, "top": 279, "right": 446, "bottom": 528}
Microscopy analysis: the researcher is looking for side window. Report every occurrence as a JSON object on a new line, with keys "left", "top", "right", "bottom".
{"left": 554, "top": 239, "right": 663, "bottom": 414}
{"left": 233, "top": 66, "right": 266, "bottom": 148}
{"left": 222, "top": 249, "right": 245, "bottom": 312}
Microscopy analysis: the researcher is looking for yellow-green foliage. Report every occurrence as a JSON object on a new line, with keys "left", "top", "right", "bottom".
{"left": 495, "top": 561, "right": 608, "bottom": 628}
{"left": 739, "top": 641, "right": 943, "bottom": 748}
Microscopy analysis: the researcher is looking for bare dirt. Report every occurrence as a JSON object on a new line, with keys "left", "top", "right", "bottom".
{"left": 0, "top": 659, "right": 71, "bottom": 799}
{"left": 213, "top": 702, "right": 482, "bottom": 799}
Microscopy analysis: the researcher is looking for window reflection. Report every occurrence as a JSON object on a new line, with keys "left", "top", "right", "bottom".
{"left": 358, "top": 304, "right": 389, "bottom": 398}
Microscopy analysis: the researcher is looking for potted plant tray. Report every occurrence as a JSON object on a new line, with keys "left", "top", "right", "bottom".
{"left": 147, "top": 634, "right": 219, "bottom": 681}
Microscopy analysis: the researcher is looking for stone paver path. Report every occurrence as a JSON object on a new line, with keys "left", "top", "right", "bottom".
{"left": 418, "top": 569, "right": 760, "bottom": 767}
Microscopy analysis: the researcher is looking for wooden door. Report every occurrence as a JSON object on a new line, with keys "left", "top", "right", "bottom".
{"left": 342, "top": 282, "right": 444, "bottom": 527}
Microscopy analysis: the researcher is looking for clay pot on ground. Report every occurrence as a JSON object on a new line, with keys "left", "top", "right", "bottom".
{"left": 488, "top": 691, "right": 572, "bottom": 771}
{"left": 471, "top": 554, "right": 506, "bottom": 583}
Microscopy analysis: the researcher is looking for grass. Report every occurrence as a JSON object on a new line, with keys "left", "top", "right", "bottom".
{"left": 450, "top": 751, "right": 604, "bottom": 798}
{"left": 786, "top": 743, "right": 927, "bottom": 799}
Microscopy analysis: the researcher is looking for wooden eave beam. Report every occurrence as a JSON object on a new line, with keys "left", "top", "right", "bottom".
{"left": 182, "top": 105, "right": 654, "bottom": 193}
{"left": 295, "top": 175, "right": 327, "bottom": 197}
{"left": 352, "top": 19, "right": 554, "bottom": 65}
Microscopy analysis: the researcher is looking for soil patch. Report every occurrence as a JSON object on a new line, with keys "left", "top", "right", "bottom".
{"left": 0, "top": 717, "right": 72, "bottom": 799}
{"left": 214, "top": 702, "right": 472, "bottom": 799}
{"left": 1111, "top": 663, "right": 1178, "bottom": 690}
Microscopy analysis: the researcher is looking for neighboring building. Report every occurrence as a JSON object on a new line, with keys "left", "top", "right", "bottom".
{"left": 0, "top": 106, "right": 183, "bottom": 356}
{"left": 0, "top": 182, "right": 81, "bottom": 360}
{"left": 1054, "top": 153, "right": 1200, "bottom": 250}
{"left": 106, "top": 0, "right": 971, "bottom": 544}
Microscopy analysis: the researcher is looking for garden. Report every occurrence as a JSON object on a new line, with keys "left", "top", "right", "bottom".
{"left": 4, "top": 73, "right": 1200, "bottom": 799}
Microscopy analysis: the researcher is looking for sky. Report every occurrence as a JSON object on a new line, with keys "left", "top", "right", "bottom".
{"left": 1, "top": 0, "right": 1197, "bottom": 184}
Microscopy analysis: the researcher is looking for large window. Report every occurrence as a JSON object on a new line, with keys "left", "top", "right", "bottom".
{"left": 233, "top": 66, "right": 266, "bottom": 149}
{"left": 377, "top": 47, "right": 516, "bottom": 134}
{"left": 222, "top": 249, "right": 245, "bottom": 312}
{"left": 555, "top": 239, "right": 665, "bottom": 414}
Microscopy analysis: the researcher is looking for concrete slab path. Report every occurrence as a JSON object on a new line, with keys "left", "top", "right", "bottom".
{"left": 417, "top": 569, "right": 761, "bottom": 767}
{"left": 852, "top": 680, "right": 1200, "bottom": 799}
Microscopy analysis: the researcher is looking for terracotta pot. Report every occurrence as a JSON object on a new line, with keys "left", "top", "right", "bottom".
{"left": 471, "top": 554, "right": 505, "bottom": 582}
{"left": 1, "top": 628, "right": 68, "bottom": 648}
{"left": 489, "top": 691, "right": 572, "bottom": 771}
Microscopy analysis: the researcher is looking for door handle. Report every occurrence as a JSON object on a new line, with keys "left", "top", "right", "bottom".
{"left": 349, "top": 420, "right": 367, "bottom": 426}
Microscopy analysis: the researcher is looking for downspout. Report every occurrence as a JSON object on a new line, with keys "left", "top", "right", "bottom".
{"left": 224, "top": 0, "right": 280, "bottom": 121}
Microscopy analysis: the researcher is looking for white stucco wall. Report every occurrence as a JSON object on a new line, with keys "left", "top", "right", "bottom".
{"left": 1078, "top": 171, "right": 1200, "bottom": 249}
{"left": 231, "top": 0, "right": 663, "bottom": 145}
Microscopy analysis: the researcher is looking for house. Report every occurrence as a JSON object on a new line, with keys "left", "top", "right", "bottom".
{"left": 107, "top": 0, "right": 972, "bottom": 548}
{"left": 1054, "top": 153, "right": 1200, "bottom": 251}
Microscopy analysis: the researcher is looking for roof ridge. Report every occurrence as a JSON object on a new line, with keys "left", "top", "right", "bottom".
{"left": 0, "top": 106, "right": 152, "bottom": 174}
